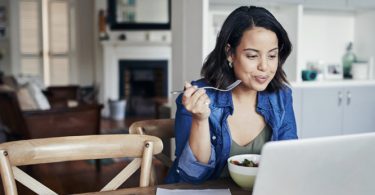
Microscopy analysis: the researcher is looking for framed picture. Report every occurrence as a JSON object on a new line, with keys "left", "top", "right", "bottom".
{"left": 107, "top": 0, "right": 171, "bottom": 30}
{"left": 0, "top": 6, "right": 6, "bottom": 39}
{"left": 324, "top": 63, "right": 343, "bottom": 80}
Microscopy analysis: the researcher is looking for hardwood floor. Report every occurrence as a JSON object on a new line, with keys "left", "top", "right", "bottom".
{"left": 0, "top": 116, "right": 170, "bottom": 195}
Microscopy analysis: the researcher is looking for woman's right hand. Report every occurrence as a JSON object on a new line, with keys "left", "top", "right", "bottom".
{"left": 182, "top": 82, "right": 211, "bottom": 121}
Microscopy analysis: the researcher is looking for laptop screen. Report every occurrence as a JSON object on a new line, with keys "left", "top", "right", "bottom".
{"left": 253, "top": 133, "right": 375, "bottom": 195}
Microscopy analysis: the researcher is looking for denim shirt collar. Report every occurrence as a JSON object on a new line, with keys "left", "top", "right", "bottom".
{"left": 212, "top": 90, "right": 279, "bottom": 111}
{"left": 211, "top": 89, "right": 284, "bottom": 134}
{"left": 257, "top": 90, "right": 280, "bottom": 111}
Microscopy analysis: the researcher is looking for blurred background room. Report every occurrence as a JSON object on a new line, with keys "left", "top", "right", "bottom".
{"left": 0, "top": 0, "right": 374, "bottom": 194}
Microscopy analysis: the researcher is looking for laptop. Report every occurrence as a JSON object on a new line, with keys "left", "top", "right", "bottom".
{"left": 253, "top": 133, "right": 375, "bottom": 195}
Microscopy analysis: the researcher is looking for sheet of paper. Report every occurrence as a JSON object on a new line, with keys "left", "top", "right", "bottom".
{"left": 156, "top": 188, "right": 231, "bottom": 195}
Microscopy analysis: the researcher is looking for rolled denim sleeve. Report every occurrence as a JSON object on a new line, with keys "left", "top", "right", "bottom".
{"left": 171, "top": 92, "right": 217, "bottom": 183}
{"left": 178, "top": 142, "right": 216, "bottom": 179}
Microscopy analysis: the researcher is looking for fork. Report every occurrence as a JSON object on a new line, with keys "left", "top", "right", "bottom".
{"left": 170, "top": 80, "right": 242, "bottom": 94}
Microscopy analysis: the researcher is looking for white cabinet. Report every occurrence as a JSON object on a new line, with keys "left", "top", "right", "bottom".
{"left": 295, "top": 84, "right": 375, "bottom": 138}
{"left": 292, "top": 87, "right": 303, "bottom": 137}
{"left": 342, "top": 86, "right": 375, "bottom": 134}
{"left": 347, "top": 0, "right": 375, "bottom": 8}
{"left": 300, "top": 87, "right": 344, "bottom": 138}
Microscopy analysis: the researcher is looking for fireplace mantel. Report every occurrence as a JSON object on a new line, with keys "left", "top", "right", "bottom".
{"left": 100, "top": 41, "right": 172, "bottom": 116}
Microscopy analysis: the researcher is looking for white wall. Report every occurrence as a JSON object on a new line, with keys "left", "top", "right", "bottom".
{"left": 9, "top": 0, "right": 20, "bottom": 76}
{"left": 272, "top": 5, "right": 302, "bottom": 82}
{"left": 171, "top": 0, "right": 209, "bottom": 116}
{"left": 74, "top": 0, "right": 96, "bottom": 86}
{"left": 354, "top": 10, "right": 375, "bottom": 79}
{"left": 94, "top": 0, "right": 105, "bottom": 91}
{"left": 300, "top": 10, "right": 355, "bottom": 70}
{"left": 0, "top": 0, "right": 10, "bottom": 74}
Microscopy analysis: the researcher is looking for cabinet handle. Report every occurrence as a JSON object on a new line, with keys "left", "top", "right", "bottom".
{"left": 338, "top": 91, "right": 342, "bottom": 106}
{"left": 347, "top": 91, "right": 351, "bottom": 105}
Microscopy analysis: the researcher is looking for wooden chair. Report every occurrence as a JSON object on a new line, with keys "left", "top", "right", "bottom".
{"left": 0, "top": 84, "right": 104, "bottom": 172}
{"left": 129, "top": 119, "right": 174, "bottom": 184}
{"left": 0, "top": 134, "right": 163, "bottom": 195}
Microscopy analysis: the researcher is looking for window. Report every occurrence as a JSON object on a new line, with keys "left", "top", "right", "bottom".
{"left": 18, "top": 0, "right": 71, "bottom": 86}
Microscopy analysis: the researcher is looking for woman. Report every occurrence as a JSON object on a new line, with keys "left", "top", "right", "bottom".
{"left": 166, "top": 6, "right": 297, "bottom": 184}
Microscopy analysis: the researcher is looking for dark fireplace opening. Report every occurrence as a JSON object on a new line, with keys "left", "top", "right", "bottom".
{"left": 119, "top": 60, "right": 168, "bottom": 117}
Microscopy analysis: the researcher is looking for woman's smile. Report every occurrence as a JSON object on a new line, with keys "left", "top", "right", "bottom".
{"left": 253, "top": 75, "right": 269, "bottom": 84}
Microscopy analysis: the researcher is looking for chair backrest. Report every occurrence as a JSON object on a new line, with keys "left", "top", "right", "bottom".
{"left": 0, "top": 134, "right": 163, "bottom": 195}
{"left": 129, "top": 119, "right": 174, "bottom": 168}
{"left": 129, "top": 119, "right": 174, "bottom": 139}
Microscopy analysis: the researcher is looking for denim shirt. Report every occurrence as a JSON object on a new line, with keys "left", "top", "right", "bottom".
{"left": 165, "top": 79, "right": 298, "bottom": 184}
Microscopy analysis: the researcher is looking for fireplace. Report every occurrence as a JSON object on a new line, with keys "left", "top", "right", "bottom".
{"left": 119, "top": 60, "right": 168, "bottom": 117}
{"left": 100, "top": 41, "right": 171, "bottom": 118}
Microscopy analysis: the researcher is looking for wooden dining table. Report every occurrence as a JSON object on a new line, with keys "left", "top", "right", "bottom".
{"left": 78, "top": 178, "right": 251, "bottom": 195}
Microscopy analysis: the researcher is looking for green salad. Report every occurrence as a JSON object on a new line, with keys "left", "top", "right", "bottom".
{"left": 230, "top": 159, "right": 259, "bottom": 167}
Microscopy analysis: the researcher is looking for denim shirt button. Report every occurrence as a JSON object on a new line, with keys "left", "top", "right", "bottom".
{"left": 176, "top": 169, "right": 180, "bottom": 174}
{"left": 212, "top": 135, "right": 216, "bottom": 140}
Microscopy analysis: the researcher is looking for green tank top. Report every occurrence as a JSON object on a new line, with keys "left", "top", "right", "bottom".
{"left": 220, "top": 125, "right": 272, "bottom": 178}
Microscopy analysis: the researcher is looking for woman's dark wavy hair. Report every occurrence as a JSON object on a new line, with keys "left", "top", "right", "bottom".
{"left": 201, "top": 6, "right": 292, "bottom": 92}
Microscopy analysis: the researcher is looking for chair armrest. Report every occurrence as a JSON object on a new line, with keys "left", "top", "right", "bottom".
{"left": 22, "top": 104, "right": 103, "bottom": 139}
{"left": 129, "top": 119, "right": 175, "bottom": 139}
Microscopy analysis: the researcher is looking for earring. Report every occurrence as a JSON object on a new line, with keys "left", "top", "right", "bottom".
{"left": 228, "top": 61, "right": 233, "bottom": 68}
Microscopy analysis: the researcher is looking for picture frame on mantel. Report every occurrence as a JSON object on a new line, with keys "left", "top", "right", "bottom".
{"left": 107, "top": 0, "right": 171, "bottom": 30}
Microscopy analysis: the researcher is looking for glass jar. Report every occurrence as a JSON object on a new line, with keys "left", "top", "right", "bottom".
{"left": 342, "top": 43, "right": 357, "bottom": 79}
